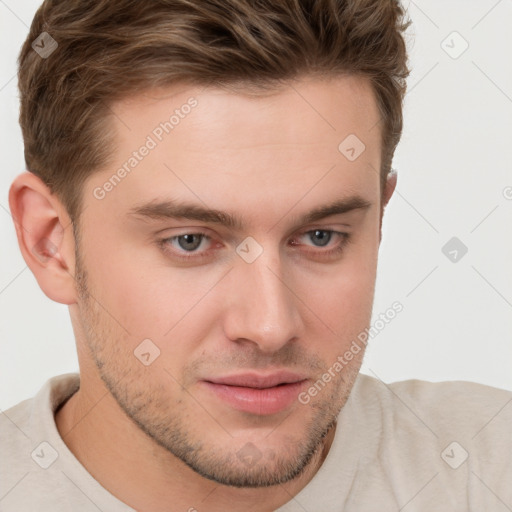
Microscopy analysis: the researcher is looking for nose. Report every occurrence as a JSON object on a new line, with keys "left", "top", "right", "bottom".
{"left": 223, "top": 247, "right": 302, "bottom": 354}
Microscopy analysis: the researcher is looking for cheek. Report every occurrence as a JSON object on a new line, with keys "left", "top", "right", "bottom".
{"left": 292, "top": 227, "right": 379, "bottom": 345}
{"left": 82, "top": 232, "right": 226, "bottom": 348}
{"left": 296, "top": 268, "right": 376, "bottom": 333}
{"left": 81, "top": 210, "right": 379, "bottom": 357}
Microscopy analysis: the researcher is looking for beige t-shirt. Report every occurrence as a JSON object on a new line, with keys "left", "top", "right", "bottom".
{"left": 1, "top": 372, "right": 511, "bottom": 511}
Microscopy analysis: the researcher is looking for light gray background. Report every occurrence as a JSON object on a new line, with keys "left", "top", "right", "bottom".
{"left": 1, "top": 0, "right": 511, "bottom": 410}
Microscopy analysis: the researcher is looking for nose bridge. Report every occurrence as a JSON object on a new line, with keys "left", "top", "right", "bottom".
{"left": 224, "top": 245, "right": 301, "bottom": 351}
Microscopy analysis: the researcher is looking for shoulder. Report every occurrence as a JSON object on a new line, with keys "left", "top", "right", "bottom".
{"left": 1, "top": 373, "right": 80, "bottom": 436}
{"left": 283, "top": 375, "right": 512, "bottom": 510}
{"left": 352, "top": 373, "right": 512, "bottom": 434}
{"left": 352, "top": 374, "right": 512, "bottom": 496}
{"left": 332, "top": 374, "right": 512, "bottom": 508}
{"left": 0, "top": 374, "right": 81, "bottom": 510}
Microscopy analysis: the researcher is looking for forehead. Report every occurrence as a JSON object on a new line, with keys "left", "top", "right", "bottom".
{"left": 108, "top": 74, "right": 380, "bottom": 154}
{"left": 84, "top": 75, "right": 382, "bottom": 224}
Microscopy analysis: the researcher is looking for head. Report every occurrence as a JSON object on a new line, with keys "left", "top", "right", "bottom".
{"left": 10, "top": 0, "right": 410, "bottom": 488}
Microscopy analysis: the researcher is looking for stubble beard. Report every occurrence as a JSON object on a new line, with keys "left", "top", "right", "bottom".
{"left": 73, "top": 248, "right": 362, "bottom": 488}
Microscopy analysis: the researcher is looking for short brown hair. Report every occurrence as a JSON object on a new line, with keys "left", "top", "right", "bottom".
{"left": 18, "top": 0, "right": 411, "bottom": 224}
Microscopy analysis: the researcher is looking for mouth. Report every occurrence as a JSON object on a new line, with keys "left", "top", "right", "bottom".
{"left": 201, "top": 371, "right": 309, "bottom": 415}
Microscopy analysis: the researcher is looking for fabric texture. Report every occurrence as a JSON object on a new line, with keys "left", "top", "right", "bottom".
{"left": 1, "top": 372, "right": 511, "bottom": 511}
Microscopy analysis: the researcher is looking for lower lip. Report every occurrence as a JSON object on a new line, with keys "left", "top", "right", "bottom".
{"left": 201, "top": 380, "right": 308, "bottom": 415}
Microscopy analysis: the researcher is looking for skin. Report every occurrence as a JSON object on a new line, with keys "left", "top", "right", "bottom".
{"left": 9, "top": 74, "right": 396, "bottom": 511}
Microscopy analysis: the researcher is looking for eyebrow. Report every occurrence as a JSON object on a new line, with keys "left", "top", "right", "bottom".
{"left": 127, "top": 195, "right": 372, "bottom": 231}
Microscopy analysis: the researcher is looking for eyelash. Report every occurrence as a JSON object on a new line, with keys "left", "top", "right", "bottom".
{"left": 158, "top": 229, "right": 352, "bottom": 262}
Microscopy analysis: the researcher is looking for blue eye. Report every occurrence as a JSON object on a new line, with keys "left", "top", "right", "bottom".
{"left": 292, "top": 230, "right": 351, "bottom": 258}
{"left": 161, "top": 233, "right": 211, "bottom": 257}
{"left": 174, "top": 233, "right": 206, "bottom": 252}
{"left": 159, "top": 229, "right": 351, "bottom": 262}
{"left": 305, "top": 229, "right": 333, "bottom": 247}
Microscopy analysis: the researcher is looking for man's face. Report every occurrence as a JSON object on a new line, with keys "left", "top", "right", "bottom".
{"left": 74, "top": 75, "right": 383, "bottom": 487}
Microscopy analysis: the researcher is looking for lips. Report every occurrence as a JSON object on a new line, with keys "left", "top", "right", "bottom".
{"left": 201, "top": 371, "right": 308, "bottom": 415}
{"left": 206, "top": 371, "right": 307, "bottom": 389}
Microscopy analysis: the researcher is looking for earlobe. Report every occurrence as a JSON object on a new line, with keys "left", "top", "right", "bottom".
{"left": 8, "top": 171, "right": 78, "bottom": 305}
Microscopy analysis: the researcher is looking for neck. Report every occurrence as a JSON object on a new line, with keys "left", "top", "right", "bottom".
{"left": 55, "top": 382, "right": 336, "bottom": 512}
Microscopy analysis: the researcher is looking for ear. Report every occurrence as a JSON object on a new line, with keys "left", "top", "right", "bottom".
{"left": 379, "top": 169, "right": 397, "bottom": 243}
{"left": 8, "top": 171, "right": 78, "bottom": 305}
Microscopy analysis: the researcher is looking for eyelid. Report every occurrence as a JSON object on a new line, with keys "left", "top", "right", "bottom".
{"left": 161, "top": 226, "right": 348, "bottom": 246}
{"left": 157, "top": 222, "right": 350, "bottom": 241}
{"left": 159, "top": 227, "right": 350, "bottom": 261}
{"left": 294, "top": 228, "right": 347, "bottom": 242}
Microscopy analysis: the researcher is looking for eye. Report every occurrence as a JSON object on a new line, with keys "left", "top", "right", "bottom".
{"left": 159, "top": 232, "right": 214, "bottom": 260}
{"left": 158, "top": 229, "right": 351, "bottom": 262}
{"left": 303, "top": 229, "right": 333, "bottom": 247}
{"left": 290, "top": 229, "right": 351, "bottom": 260}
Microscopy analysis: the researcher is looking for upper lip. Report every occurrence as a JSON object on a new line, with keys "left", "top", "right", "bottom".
{"left": 204, "top": 371, "right": 308, "bottom": 389}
